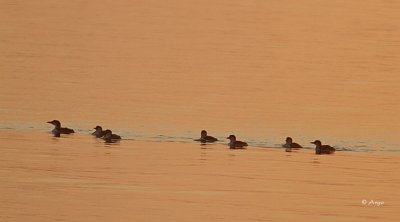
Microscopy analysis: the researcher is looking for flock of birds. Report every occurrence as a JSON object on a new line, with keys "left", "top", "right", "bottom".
{"left": 47, "top": 120, "right": 336, "bottom": 155}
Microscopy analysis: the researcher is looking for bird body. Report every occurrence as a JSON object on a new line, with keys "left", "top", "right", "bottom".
{"left": 227, "top": 135, "right": 248, "bottom": 149}
{"left": 103, "top": 129, "right": 121, "bottom": 143}
{"left": 92, "top": 126, "right": 106, "bottom": 138}
{"left": 195, "top": 130, "right": 218, "bottom": 143}
{"left": 47, "top": 120, "right": 74, "bottom": 137}
{"left": 283, "top": 137, "right": 302, "bottom": 152}
{"left": 311, "top": 140, "right": 336, "bottom": 154}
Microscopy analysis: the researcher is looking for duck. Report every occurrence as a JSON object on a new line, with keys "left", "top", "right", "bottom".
{"left": 194, "top": 130, "right": 218, "bottom": 143}
{"left": 283, "top": 137, "right": 302, "bottom": 152}
{"left": 47, "top": 120, "right": 74, "bottom": 137}
{"left": 226, "top": 135, "right": 248, "bottom": 149}
{"left": 103, "top": 129, "right": 121, "bottom": 143}
{"left": 311, "top": 140, "right": 335, "bottom": 154}
{"left": 92, "top": 125, "right": 106, "bottom": 138}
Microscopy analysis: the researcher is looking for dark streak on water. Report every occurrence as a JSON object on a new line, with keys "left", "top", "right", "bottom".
{"left": 0, "top": 122, "right": 398, "bottom": 153}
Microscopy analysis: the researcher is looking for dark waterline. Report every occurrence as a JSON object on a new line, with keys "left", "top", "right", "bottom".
{"left": 1, "top": 121, "right": 398, "bottom": 153}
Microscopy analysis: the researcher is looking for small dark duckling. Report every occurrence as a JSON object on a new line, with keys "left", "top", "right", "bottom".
{"left": 311, "top": 140, "right": 335, "bottom": 154}
{"left": 227, "top": 135, "right": 248, "bottom": 149}
{"left": 194, "top": 130, "right": 218, "bottom": 143}
{"left": 103, "top": 129, "right": 121, "bottom": 143}
{"left": 92, "top": 125, "right": 106, "bottom": 138}
{"left": 283, "top": 137, "right": 302, "bottom": 152}
{"left": 47, "top": 120, "right": 74, "bottom": 137}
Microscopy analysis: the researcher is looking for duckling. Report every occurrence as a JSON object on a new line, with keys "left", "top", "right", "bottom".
{"left": 311, "top": 140, "right": 335, "bottom": 154}
{"left": 103, "top": 129, "right": 121, "bottom": 143}
{"left": 92, "top": 125, "right": 106, "bottom": 138}
{"left": 227, "top": 135, "right": 248, "bottom": 149}
{"left": 47, "top": 120, "right": 74, "bottom": 137}
{"left": 283, "top": 137, "right": 302, "bottom": 152}
{"left": 194, "top": 130, "right": 218, "bottom": 143}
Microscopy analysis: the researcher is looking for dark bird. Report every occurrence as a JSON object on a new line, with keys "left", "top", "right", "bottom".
{"left": 227, "top": 135, "right": 248, "bottom": 149}
{"left": 103, "top": 129, "right": 121, "bottom": 143}
{"left": 47, "top": 120, "right": 74, "bottom": 137}
{"left": 194, "top": 130, "right": 218, "bottom": 143}
{"left": 311, "top": 140, "right": 336, "bottom": 154}
{"left": 92, "top": 125, "right": 106, "bottom": 138}
{"left": 283, "top": 137, "right": 302, "bottom": 152}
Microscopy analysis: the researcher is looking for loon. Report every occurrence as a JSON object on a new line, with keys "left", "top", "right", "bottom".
{"left": 92, "top": 125, "right": 106, "bottom": 138}
{"left": 283, "top": 137, "right": 302, "bottom": 152}
{"left": 103, "top": 129, "right": 121, "bottom": 143}
{"left": 311, "top": 140, "right": 336, "bottom": 154}
{"left": 227, "top": 135, "right": 248, "bottom": 149}
{"left": 194, "top": 130, "right": 218, "bottom": 143}
{"left": 47, "top": 120, "right": 75, "bottom": 137}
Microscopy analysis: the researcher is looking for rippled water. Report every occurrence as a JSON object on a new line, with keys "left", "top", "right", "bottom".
{"left": 0, "top": 1, "right": 400, "bottom": 221}
{"left": 1, "top": 0, "right": 399, "bottom": 151}
{"left": 0, "top": 131, "right": 399, "bottom": 222}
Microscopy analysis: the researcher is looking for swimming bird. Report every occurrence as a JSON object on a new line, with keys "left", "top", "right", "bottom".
{"left": 226, "top": 135, "right": 248, "bottom": 149}
{"left": 92, "top": 125, "right": 106, "bottom": 138}
{"left": 194, "top": 130, "right": 218, "bottom": 143}
{"left": 47, "top": 120, "right": 74, "bottom": 137}
{"left": 311, "top": 140, "right": 335, "bottom": 154}
{"left": 283, "top": 137, "right": 302, "bottom": 152}
{"left": 103, "top": 129, "right": 121, "bottom": 143}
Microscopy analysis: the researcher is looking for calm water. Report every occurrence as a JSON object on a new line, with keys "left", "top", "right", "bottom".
{"left": 1, "top": 1, "right": 400, "bottom": 221}
{"left": 1, "top": 1, "right": 399, "bottom": 151}
{"left": 0, "top": 131, "right": 399, "bottom": 222}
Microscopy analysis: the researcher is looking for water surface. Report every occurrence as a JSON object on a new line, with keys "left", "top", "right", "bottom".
{"left": 0, "top": 1, "right": 400, "bottom": 221}
{"left": 0, "top": 131, "right": 399, "bottom": 221}
{"left": 1, "top": 0, "right": 399, "bottom": 151}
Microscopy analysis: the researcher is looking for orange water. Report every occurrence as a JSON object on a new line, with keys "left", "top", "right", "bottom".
{"left": 0, "top": 1, "right": 400, "bottom": 221}
{"left": 0, "top": 131, "right": 399, "bottom": 222}
{"left": 1, "top": 0, "right": 399, "bottom": 150}
{"left": 0, "top": 0, "right": 400, "bottom": 151}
